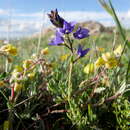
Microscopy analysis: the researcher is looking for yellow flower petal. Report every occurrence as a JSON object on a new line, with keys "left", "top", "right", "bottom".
{"left": 0, "top": 44, "right": 17, "bottom": 56}
{"left": 102, "top": 52, "right": 111, "bottom": 61}
{"left": 114, "top": 44, "right": 123, "bottom": 56}
{"left": 105, "top": 58, "right": 118, "bottom": 69}
{"left": 84, "top": 63, "right": 95, "bottom": 74}
{"left": 95, "top": 57, "right": 105, "bottom": 68}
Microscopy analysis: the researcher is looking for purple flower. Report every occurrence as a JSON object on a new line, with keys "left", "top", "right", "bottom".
{"left": 73, "top": 27, "right": 89, "bottom": 39}
{"left": 48, "top": 9, "right": 65, "bottom": 28}
{"left": 77, "top": 45, "right": 90, "bottom": 57}
{"left": 59, "top": 21, "right": 76, "bottom": 34}
{"left": 49, "top": 31, "right": 64, "bottom": 46}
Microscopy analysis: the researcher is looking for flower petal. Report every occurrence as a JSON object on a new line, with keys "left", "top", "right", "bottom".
{"left": 59, "top": 21, "right": 75, "bottom": 34}
{"left": 49, "top": 31, "right": 64, "bottom": 45}
{"left": 77, "top": 45, "right": 90, "bottom": 57}
{"left": 73, "top": 27, "right": 89, "bottom": 39}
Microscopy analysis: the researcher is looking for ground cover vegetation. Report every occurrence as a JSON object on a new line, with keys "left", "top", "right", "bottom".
{"left": 0, "top": 0, "right": 130, "bottom": 129}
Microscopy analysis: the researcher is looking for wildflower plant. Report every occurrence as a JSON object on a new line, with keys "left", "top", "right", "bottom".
{"left": 47, "top": 7, "right": 130, "bottom": 129}
{"left": 0, "top": 1, "right": 130, "bottom": 130}
{"left": 0, "top": 43, "right": 53, "bottom": 129}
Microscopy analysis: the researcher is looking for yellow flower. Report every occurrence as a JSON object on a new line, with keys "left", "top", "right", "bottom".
{"left": 23, "top": 59, "right": 34, "bottom": 70}
{"left": 105, "top": 58, "right": 118, "bottom": 69}
{"left": 11, "top": 66, "right": 23, "bottom": 81}
{"left": 14, "top": 82, "right": 23, "bottom": 92}
{"left": 102, "top": 52, "right": 118, "bottom": 69}
{"left": 84, "top": 63, "right": 95, "bottom": 74}
{"left": 0, "top": 44, "right": 17, "bottom": 56}
{"left": 102, "top": 52, "right": 112, "bottom": 61}
{"left": 95, "top": 57, "right": 105, "bottom": 68}
{"left": 41, "top": 47, "right": 49, "bottom": 55}
{"left": 101, "top": 52, "right": 119, "bottom": 69}
{"left": 114, "top": 44, "right": 123, "bottom": 56}
{"left": 0, "top": 81, "right": 5, "bottom": 87}
{"left": 60, "top": 54, "right": 70, "bottom": 61}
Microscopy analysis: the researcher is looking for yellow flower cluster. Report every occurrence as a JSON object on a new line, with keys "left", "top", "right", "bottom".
{"left": 11, "top": 59, "right": 36, "bottom": 93}
{"left": 84, "top": 45, "right": 122, "bottom": 74}
{"left": 11, "top": 59, "right": 35, "bottom": 80}
{"left": 0, "top": 44, "right": 17, "bottom": 56}
{"left": 95, "top": 52, "right": 118, "bottom": 69}
{"left": 23, "top": 59, "right": 34, "bottom": 70}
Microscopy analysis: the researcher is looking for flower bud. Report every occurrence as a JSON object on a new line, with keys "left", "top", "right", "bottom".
{"left": 48, "top": 9, "right": 64, "bottom": 28}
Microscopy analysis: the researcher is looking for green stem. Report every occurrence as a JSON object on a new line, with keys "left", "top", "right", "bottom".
{"left": 5, "top": 59, "right": 8, "bottom": 73}
{"left": 66, "top": 35, "right": 74, "bottom": 53}
{"left": 68, "top": 62, "right": 73, "bottom": 99}
{"left": 36, "top": 12, "right": 45, "bottom": 57}
{"left": 108, "top": 0, "right": 126, "bottom": 41}
{"left": 63, "top": 43, "right": 72, "bottom": 50}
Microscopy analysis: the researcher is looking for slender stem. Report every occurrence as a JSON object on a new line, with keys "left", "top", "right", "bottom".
{"left": 108, "top": 0, "right": 130, "bottom": 50}
{"left": 109, "top": 0, "right": 126, "bottom": 41}
{"left": 63, "top": 43, "right": 71, "bottom": 50}
{"left": 5, "top": 59, "right": 8, "bottom": 73}
{"left": 66, "top": 35, "right": 74, "bottom": 53}
{"left": 68, "top": 62, "right": 73, "bottom": 99}
{"left": 36, "top": 11, "right": 45, "bottom": 56}
{"left": 73, "top": 57, "right": 80, "bottom": 64}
